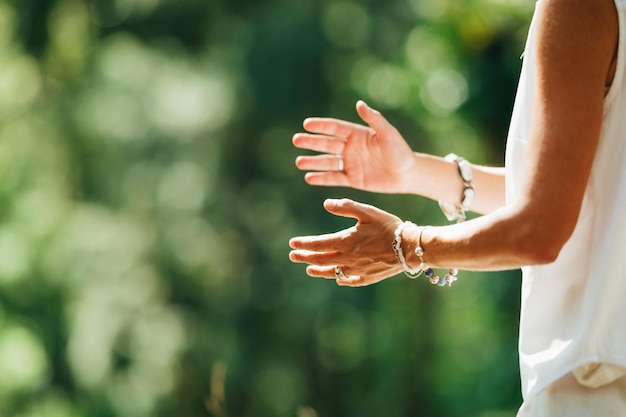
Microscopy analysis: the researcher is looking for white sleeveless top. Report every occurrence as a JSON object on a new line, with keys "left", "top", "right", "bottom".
{"left": 505, "top": 0, "right": 626, "bottom": 401}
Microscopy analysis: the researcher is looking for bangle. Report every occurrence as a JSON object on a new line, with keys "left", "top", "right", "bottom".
{"left": 438, "top": 153, "right": 474, "bottom": 223}
{"left": 415, "top": 227, "right": 458, "bottom": 287}
{"left": 391, "top": 221, "right": 422, "bottom": 279}
{"left": 431, "top": 153, "right": 468, "bottom": 286}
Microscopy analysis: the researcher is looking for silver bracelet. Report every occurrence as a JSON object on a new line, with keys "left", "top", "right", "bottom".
{"left": 392, "top": 222, "right": 459, "bottom": 287}
{"left": 438, "top": 153, "right": 474, "bottom": 223}
{"left": 391, "top": 221, "right": 422, "bottom": 279}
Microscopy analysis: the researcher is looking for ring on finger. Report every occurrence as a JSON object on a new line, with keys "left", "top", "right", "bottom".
{"left": 334, "top": 265, "right": 348, "bottom": 280}
{"left": 335, "top": 154, "right": 344, "bottom": 172}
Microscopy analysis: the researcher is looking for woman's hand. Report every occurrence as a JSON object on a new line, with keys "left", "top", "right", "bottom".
{"left": 293, "top": 101, "right": 417, "bottom": 194}
{"left": 289, "top": 198, "right": 404, "bottom": 286}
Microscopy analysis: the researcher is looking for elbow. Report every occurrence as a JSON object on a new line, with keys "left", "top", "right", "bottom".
{"left": 522, "top": 238, "right": 564, "bottom": 265}
{"left": 510, "top": 209, "right": 576, "bottom": 266}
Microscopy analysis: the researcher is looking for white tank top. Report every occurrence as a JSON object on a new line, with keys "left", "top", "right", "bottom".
{"left": 505, "top": 0, "right": 626, "bottom": 401}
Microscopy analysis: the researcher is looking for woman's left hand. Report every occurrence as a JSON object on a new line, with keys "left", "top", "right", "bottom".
{"left": 289, "top": 199, "right": 404, "bottom": 286}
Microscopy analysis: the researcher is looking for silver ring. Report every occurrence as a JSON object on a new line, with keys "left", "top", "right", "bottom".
{"left": 335, "top": 155, "right": 344, "bottom": 172}
{"left": 334, "top": 265, "right": 348, "bottom": 280}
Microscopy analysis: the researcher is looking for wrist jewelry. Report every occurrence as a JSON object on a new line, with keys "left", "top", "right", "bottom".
{"left": 415, "top": 226, "right": 458, "bottom": 287}
{"left": 438, "top": 153, "right": 474, "bottom": 223}
{"left": 391, "top": 221, "right": 422, "bottom": 279}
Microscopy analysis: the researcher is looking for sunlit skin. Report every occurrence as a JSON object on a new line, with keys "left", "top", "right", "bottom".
{"left": 289, "top": 0, "right": 618, "bottom": 286}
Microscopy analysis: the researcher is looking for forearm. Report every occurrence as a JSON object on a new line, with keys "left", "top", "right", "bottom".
{"left": 401, "top": 203, "right": 566, "bottom": 272}
{"left": 288, "top": 197, "right": 571, "bottom": 286}
{"left": 398, "top": 152, "right": 505, "bottom": 215}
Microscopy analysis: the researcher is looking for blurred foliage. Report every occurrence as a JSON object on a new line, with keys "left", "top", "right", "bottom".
{"left": 0, "top": 0, "right": 533, "bottom": 416}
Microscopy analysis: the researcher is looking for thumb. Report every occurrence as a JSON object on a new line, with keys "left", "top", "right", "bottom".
{"left": 323, "top": 198, "right": 378, "bottom": 223}
{"left": 356, "top": 100, "right": 395, "bottom": 138}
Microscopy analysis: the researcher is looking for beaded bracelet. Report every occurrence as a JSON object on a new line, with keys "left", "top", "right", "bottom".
{"left": 391, "top": 221, "right": 422, "bottom": 279}
{"left": 419, "top": 153, "right": 471, "bottom": 286}
{"left": 392, "top": 222, "right": 459, "bottom": 287}
{"left": 415, "top": 226, "right": 458, "bottom": 287}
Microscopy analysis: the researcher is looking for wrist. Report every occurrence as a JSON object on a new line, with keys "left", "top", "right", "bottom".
{"left": 393, "top": 223, "right": 459, "bottom": 287}
{"left": 391, "top": 221, "right": 422, "bottom": 278}
{"left": 438, "top": 153, "right": 474, "bottom": 222}
{"left": 394, "top": 152, "right": 423, "bottom": 194}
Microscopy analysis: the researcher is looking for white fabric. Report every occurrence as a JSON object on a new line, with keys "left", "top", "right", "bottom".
{"left": 516, "top": 372, "right": 626, "bottom": 417}
{"left": 505, "top": 0, "right": 626, "bottom": 405}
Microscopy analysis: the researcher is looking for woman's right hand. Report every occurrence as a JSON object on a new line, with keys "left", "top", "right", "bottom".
{"left": 292, "top": 101, "right": 418, "bottom": 194}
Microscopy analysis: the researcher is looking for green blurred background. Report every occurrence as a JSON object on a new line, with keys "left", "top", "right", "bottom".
{"left": 0, "top": 0, "right": 532, "bottom": 416}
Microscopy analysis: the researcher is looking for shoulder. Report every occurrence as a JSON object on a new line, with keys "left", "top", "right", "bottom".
{"left": 534, "top": 0, "right": 617, "bottom": 96}
{"left": 536, "top": 0, "right": 617, "bottom": 51}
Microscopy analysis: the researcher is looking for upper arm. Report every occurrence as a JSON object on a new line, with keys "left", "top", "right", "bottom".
{"left": 516, "top": 0, "right": 618, "bottom": 247}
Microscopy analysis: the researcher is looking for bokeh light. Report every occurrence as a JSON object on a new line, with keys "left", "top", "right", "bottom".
{"left": 0, "top": 0, "right": 532, "bottom": 416}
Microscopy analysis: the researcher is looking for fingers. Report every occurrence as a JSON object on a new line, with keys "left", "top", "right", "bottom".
{"left": 322, "top": 198, "right": 380, "bottom": 223}
{"left": 289, "top": 248, "right": 342, "bottom": 266}
{"left": 288, "top": 200, "right": 379, "bottom": 250}
{"left": 302, "top": 117, "right": 370, "bottom": 139}
{"left": 296, "top": 101, "right": 388, "bottom": 153}
{"left": 305, "top": 265, "right": 346, "bottom": 279}
{"left": 304, "top": 265, "right": 366, "bottom": 286}
{"left": 292, "top": 133, "right": 346, "bottom": 154}
{"left": 290, "top": 251, "right": 365, "bottom": 284}
{"left": 288, "top": 199, "right": 375, "bottom": 263}
{"left": 303, "top": 172, "right": 350, "bottom": 187}
{"left": 288, "top": 203, "right": 362, "bottom": 261}
{"left": 289, "top": 227, "right": 348, "bottom": 252}
{"left": 336, "top": 276, "right": 368, "bottom": 287}
{"left": 356, "top": 100, "right": 395, "bottom": 140}
{"left": 296, "top": 154, "right": 345, "bottom": 172}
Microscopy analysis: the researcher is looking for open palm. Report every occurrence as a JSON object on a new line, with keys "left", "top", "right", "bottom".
{"left": 293, "top": 101, "right": 417, "bottom": 194}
